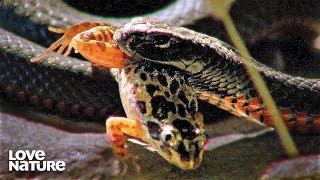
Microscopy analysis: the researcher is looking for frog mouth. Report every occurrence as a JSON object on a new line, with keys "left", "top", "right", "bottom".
{"left": 127, "top": 138, "right": 158, "bottom": 152}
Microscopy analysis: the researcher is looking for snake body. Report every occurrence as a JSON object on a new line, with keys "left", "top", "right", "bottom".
{"left": 0, "top": 0, "right": 211, "bottom": 121}
{"left": 115, "top": 18, "right": 320, "bottom": 133}
{"left": 0, "top": 1, "right": 319, "bottom": 133}
{"left": 0, "top": 0, "right": 320, "bottom": 172}
{"left": 96, "top": 16, "right": 320, "bottom": 169}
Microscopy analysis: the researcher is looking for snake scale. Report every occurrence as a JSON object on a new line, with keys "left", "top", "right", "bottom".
{"left": 0, "top": 0, "right": 212, "bottom": 122}
{"left": 1, "top": 0, "right": 320, "bottom": 171}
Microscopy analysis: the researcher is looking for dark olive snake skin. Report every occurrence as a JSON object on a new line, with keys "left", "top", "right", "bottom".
{"left": 115, "top": 18, "right": 320, "bottom": 132}
{"left": 0, "top": 29, "right": 123, "bottom": 121}
{"left": 0, "top": 0, "right": 210, "bottom": 122}
{"left": 0, "top": 0, "right": 319, "bottom": 129}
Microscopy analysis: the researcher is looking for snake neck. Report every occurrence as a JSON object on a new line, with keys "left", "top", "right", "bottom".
{"left": 114, "top": 18, "right": 320, "bottom": 132}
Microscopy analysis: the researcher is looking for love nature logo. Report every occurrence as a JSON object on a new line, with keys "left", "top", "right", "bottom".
{"left": 8, "top": 150, "right": 66, "bottom": 172}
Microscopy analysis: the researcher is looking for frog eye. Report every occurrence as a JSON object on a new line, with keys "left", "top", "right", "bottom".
{"left": 164, "top": 134, "right": 172, "bottom": 141}
{"left": 160, "top": 125, "right": 175, "bottom": 146}
{"left": 160, "top": 131, "right": 175, "bottom": 146}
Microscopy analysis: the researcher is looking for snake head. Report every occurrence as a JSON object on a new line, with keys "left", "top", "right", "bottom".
{"left": 116, "top": 17, "right": 208, "bottom": 169}
{"left": 114, "top": 17, "right": 212, "bottom": 74}
{"left": 114, "top": 17, "right": 181, "bottom": 60}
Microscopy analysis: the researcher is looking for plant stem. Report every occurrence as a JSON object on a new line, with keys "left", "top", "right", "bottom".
{"left": 221, "top": 10, "right": 299, "bottom": 157}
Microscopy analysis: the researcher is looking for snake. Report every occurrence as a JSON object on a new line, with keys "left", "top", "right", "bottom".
{"left": 0, "top": 0, "right": 214, "bottom": 122}
{"left": 1, "top": 0, "right": 320, "bottom": 171}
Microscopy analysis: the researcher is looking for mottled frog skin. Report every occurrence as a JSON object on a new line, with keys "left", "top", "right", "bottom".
{"left": 116, "top": 60, "right": 206, "bottom": 170}
{"left": 115, "top": 18, "right": 320, "bottom": 134}
{"left": 30, "top": 21, "right": 207, "bottom": 171}
{"left": 30, "top": 16, "right": 320, "bottom": 173}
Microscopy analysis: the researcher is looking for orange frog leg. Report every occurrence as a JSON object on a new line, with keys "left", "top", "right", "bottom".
{"left": 106, "top": 117, "right": 148, "bottom": 173}
{"left": 31, "top": 22, "right": 128, "bottom": 68}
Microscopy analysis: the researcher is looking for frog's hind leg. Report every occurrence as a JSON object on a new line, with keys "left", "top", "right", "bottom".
{"left": 31, "top": 22, "right": 112, "bottom": 63}
{"left": 68, "top": 26, "right": 129, "bottom": 68}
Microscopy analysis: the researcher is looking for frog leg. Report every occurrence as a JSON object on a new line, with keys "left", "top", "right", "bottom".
{"left": 31, "top": 22, "right": 108, "bottom": 63}
{"left": 106, "top": 117, "right": 148, "bottom": 173}
{"left": 31, "top": 22, "right": 128, "bottom": 68}
{"left": 67, "top": 26, "right": 129, "bottom": 68}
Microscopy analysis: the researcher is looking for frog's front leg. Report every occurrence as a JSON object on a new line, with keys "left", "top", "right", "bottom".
{"left": 31, "top": 22, "right": 128, "bottom": 68}
{"left": 106, "top": 117, "right": 148, "bottom": 173}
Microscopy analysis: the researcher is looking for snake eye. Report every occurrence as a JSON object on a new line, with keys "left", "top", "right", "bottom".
{"left": 152, "top": 35, "right": 171, "bottom": 48}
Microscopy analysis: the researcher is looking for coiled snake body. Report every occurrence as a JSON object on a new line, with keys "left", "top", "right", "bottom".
{"left": 1, "top": 0, "right": 320, "bottom": 171}
{"left": 115, "top": 18, "right": 320, "bottom": 133}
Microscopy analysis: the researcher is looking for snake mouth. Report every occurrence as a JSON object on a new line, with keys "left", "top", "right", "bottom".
{"left": 113, "top": 17, "right": 203, "bottom": 72}
{"left": 113, "top": 17, "right": 170, "bottom": 60}
{"left": 113, "top": 29, "right": 144, "bottom": 62}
